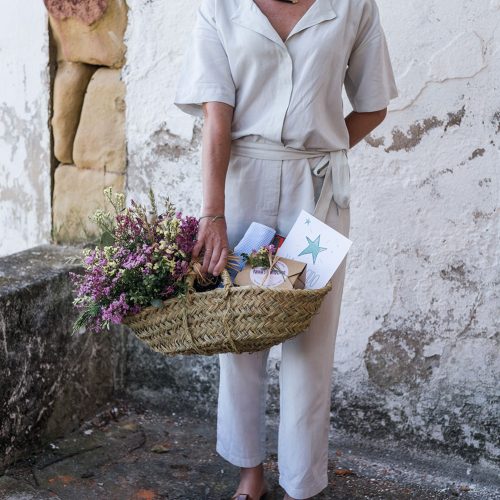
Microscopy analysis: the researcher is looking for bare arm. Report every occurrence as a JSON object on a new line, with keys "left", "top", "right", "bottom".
{"left": 345, "top": 108, "right": 387, "bottom": 148}
{"left": 191, "top": 101, "right": 234, "bottom": 276}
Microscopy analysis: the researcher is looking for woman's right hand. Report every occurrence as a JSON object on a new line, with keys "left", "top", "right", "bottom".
{"left": 192, "top": 217, "right": 229, "bottom": 277}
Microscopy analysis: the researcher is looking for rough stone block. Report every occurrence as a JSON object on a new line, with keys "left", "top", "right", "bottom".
{"left": 53, "top": 164, "right": 125, "bottom": 244}
{"left": 52, "top": 61, "right": 97, "bottom": 164}
{"left": 0, "top": 244, "right": 127, "bottom": 470}
{"left": 45, "top": 0, "right": 109, "bottom": 26}
{"left": 48, "top": 0, "right": 127, "bottom": 68}
{"left": 73, "top": 68, "right": 127, "bottom": 173}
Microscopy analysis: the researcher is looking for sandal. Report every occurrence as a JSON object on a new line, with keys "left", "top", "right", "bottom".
{"left": 231, "top": 494, "right": 268, "bottom": 500}
{"left": 230, "top": 481, "right": 270, "bottom": 500}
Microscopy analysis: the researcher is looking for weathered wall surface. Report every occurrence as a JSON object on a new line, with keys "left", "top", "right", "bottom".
{"left": 123, "top": 0, "right": 500, "bottom": 464}
{"left": 0, "top": 3, "right": 52, "bottom": 257}
{"left": 123, "top": 0, "right": 203, "bottom": 212}
{"left": 332, "top": 1, "right": 500, "bottom": 464}
{"left": 0, "top": 245, "right": 127, "bottom": 470}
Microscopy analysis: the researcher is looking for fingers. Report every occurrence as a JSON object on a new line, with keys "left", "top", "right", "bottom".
{"left": 203, "top": 245, "right": 228, "bottom": 276}
{"left": 202, "top": 245, "right": 213, "bottom": 274}
{"left": 193, "top": 220, "right": 209, "bottom": 259}
{"left": 207, "top": 243, "right": 220, "bottom": 275}
{"left": 208, "top": 245, "right": 229, "bottom": 276}
{"left": 192, "top": 238, "right": 203, "bottom": 259}
{"left": 214, "top": 247, "right": 229, "bottom": 276}
{"left": 194, "top": 219, "right": 229, "bottom": 276}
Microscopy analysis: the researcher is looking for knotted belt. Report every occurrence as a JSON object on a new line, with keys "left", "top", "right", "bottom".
{"left": 230, "top": 138, "right": 350, "bottom": 221}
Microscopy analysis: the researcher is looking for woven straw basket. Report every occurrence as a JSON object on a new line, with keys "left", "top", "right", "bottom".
{"left": 122, "top": 269, "right": 332, "bottom": 356}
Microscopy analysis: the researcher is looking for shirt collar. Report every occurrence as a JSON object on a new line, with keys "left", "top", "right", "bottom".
{"left": 231, "top": 0, "right": 338, "bottom": 48}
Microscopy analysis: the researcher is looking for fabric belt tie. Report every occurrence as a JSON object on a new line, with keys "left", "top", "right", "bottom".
{"left": 230, "top": 139, "right": 351, "bottom": 221}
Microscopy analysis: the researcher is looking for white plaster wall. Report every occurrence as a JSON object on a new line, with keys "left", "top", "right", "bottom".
{"left": 332, "top": 0, "right": 499, "bottom": 462}
{"left": 124, "top": 0, "right": 499, "bottom": 461}
{"left": 0, "top": 2, "right": 52, "bottom": 257}
{"left": 123, "top": 0, "right": 203, "bottom": 213}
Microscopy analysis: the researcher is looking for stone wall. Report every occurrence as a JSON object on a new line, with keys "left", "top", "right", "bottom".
{"left": 122, "top": 0, "right": 500, "bottom": 465}
{"left": 47, "top": 0, "right": 128, "bottom": 244}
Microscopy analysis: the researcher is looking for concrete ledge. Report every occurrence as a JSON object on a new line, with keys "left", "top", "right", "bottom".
{"left": 0, "top": 244, "right": 127, "bottom": 470}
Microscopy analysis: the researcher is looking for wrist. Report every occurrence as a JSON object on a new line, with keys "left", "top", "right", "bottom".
{"left": 199, "top": 214, "right": 225, "bottom": 223}
{"left": 201, "top": 201, "right": 225, "bottom": 213}
{"left": 200, "top": 211, "right": 225, "bottom": 216}
{"left": 201, "top": 209, "right": 225, "bottom": 216}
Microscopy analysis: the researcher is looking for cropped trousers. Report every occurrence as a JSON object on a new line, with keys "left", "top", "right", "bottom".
{"left": 216, "top": 139, "right": 351, "bottom": 499}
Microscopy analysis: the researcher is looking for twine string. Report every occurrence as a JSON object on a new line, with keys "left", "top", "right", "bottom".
{"left": 261, "top": 252, "right": 292, "bottom": 288}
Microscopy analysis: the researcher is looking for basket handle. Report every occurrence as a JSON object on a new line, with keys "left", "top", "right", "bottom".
{"left": 182, "top": 267, "right": 240, "bottom": 355}
{"left": 221, "top": 268, "right": 233, "bottom": 289}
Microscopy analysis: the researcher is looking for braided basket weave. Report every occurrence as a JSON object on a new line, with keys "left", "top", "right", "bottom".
{"left": 122, "top": 269, "right": 332, "bottom": 356}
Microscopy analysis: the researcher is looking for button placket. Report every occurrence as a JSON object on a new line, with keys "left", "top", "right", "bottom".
{"left": 275, "top": 47, "right": 293, "bottom": 145}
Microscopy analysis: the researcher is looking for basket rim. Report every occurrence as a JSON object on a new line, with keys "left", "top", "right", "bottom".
{"left": 122, "top": 280, "right": 332, "bottom": 325}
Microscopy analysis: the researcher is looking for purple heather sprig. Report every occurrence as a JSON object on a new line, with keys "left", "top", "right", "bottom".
{"left": 70, "top": 187, "right": 199, "bottom": 335}
{"left": 241, "top": 244, "right": 277, "bottom": 269}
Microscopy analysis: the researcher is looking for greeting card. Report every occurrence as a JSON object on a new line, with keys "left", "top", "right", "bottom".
{"left": 276, "top": 210, "right": 352, "bottom": 289}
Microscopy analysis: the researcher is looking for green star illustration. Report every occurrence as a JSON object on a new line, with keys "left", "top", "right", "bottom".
{"left": 305, "top": 217, "right": 311, "bottom": 225}
{"left": 298, "top": 235, "right": 327, "bottom": 264}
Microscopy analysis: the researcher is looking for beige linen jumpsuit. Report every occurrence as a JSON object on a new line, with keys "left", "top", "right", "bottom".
{"left": 174, "top": 0, "right": 398, "bottom": 497}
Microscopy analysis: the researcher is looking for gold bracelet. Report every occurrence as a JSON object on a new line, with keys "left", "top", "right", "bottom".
{"left": 199, "top": 214, "right": 225, "bottom": 223}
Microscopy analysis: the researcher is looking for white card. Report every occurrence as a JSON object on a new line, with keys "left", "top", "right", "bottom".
{"left": 276, "top": 210, "right": 352, "bottom": 289}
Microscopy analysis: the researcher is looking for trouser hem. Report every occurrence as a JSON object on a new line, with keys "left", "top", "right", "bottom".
{"left": 279, "top": 475, "right": 328, "bottom": 499}
{"left": 216, "top": 443, "right": 266, "bottom": 468}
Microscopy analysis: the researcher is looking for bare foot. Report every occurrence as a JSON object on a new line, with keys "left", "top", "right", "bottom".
{"left": 232, "top": 463, "right": 269, "bottom": 499}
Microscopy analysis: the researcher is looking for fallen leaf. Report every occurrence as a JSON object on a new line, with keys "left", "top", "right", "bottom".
{"left": 151, "top": 442, "right": 171, "bottom": 453}
{"left": 134, "top": 489, "right": 157, "bottom": 500}
{"left": 120, "top": 421, "right": 139, "bottom": 431}
{"left": 48, "top": 475, "right": 77, "bottom": 485}
{"left": 335, "top": 468, "right": 355, "bottom": 476}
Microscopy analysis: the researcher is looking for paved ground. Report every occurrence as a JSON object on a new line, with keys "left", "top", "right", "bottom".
{"left": 0, "top": 399, "right": 497, "bottom": 500}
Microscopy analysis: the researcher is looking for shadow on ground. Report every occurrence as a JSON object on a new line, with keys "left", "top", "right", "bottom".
{"left": 1, "top": 398, "right": 489, "bottom": 500}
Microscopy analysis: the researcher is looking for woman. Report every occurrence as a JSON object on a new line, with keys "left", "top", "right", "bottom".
{"left": 173, "top": 0, "right": 398, "bottom": 498}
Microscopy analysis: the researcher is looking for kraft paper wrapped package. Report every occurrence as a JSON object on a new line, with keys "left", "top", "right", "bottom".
{"left": 234, "top": 257, "right": 307, "bottom": 290}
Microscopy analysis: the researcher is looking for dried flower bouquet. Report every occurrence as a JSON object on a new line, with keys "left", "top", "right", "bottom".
{"left": 70, "top": 187, "right": 210, "bottom": 334}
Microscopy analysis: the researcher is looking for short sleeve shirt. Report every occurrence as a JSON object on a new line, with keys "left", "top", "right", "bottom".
{"left": 173, "top": 0, "right": 398, "bottom": 151}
